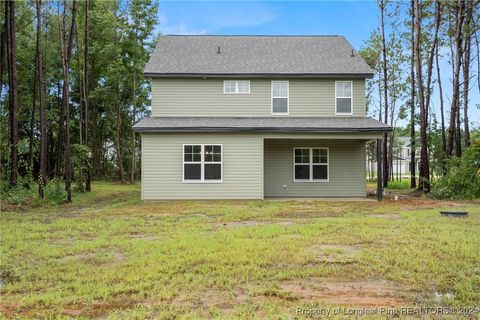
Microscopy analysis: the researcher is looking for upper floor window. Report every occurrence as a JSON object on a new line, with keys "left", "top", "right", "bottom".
{"left": 272, "top": 81, "right": 289, "bottom": 114}
{"left": 183, "top": 144, "right": 222, "bottom": 183}
{"left": 224, "top": 80, "right": 250, "bottom": 94}
{"left": 335, "top": 81, "right": 353, "bottom": 115}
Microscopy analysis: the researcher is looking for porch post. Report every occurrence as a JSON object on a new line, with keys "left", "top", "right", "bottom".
{"left": 376, "top": 139, "right": 383, "bottom": 201}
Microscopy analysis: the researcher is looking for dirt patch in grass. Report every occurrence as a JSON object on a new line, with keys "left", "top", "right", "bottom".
{"left": 388, "top": 198, "right": 471, "bottom": 210}
{"left": 215, "top": 220, "right": 296, "bottom": 229}
{"left": 307, "top": 244, "right": 362, "bottom": 264}
{"left": 61, "top": 299, "right": 137, "bottom": 318}
{"left": 279, "top": 278, "right": 408, "bottom": 306}
{"left": 166, "top": 288, "right": 249, "bottom": 317}
{"left": 311, "top": 244, "right": 361, "bottom": 253}
{"left": 216, "top": 220, "right": 267, "bottom": 228}
{"left": 0, "top": 302, "right": 20, "bottom": 316}
{"left": 109, "top": 248, "right": 126, "bottom": 264}
{"left": 59, "top": 248, "right": 126, "bottom": 265}
{"left": 60, "top": 252, "right": 97, "bottom": 262}
{"left": 374, "top": 213, "right": 402, "bottom": 219}
{"left": 128, "top": 233, "right": 160, "bottom": 240}
{"left": 49, "top": 237, "right": 76, "bottom": 245}
{"left": 275, "top": 211, "right": 346, "bottom": 219}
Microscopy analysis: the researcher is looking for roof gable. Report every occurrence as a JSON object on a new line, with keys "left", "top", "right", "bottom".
{"left": 145, "top": 35, "right": 374, "bottom": 77}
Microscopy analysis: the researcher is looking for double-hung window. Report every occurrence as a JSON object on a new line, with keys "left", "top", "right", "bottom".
{"left": 272, "top": 81, "right": 289, "bottom": 114}
{"left": 224, "top": 80, "right": 250, "bottom": 94}
{"left": 183, "top": 145, "right": 222, "bottom": 182}
{"left": 294, "top": 148, "right": 329, "bottom": 182}
{"left": 335, "top": 81, "right": 353, "bottom": 115}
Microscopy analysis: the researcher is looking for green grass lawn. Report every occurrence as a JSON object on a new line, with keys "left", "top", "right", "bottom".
{"left": 1, "top": 182, "right": 479, "bottom": 319}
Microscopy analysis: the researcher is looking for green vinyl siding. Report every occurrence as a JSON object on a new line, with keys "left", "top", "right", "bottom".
{"left": 141, "top": 133, "right": 264, "bottom": 200}
{"left": 141, "top": 133, "right": 369, "bottom": 200}
{"left": 263, "top": 139, "right": 367, "bottom": 198}
{"left": 151, "top": 78, "right": 366, "bottom": 117}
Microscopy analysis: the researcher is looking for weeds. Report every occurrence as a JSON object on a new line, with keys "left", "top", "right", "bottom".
{"left": 0, "top": 182, "right": 479, "bottom": 319}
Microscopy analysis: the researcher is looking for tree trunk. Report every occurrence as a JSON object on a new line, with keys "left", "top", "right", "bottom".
{"left": 409, "top": 0, "right": 416, "bottom": 188}
{"left": 56, "top": 79, "right": 64, "bottom": 178}
{"left": 424, "top": 0, "right": 441, "bottom": 121}
{"left": 475, "top": 29, "right": 480, "bottom": 94}
{"left": 378, "top": 72, "right": 382, "bottom": 122}
{"left": 47, "top": 129, "right": 55, "bottom": 178}
{"left": 76, "top": 27, "right": 84, "bottom": 192}
{"left": 29, "top": 48, "right": 38, "bottom": 178}
{"left": 92, "top": 103, "right": 98, "bottom": 177}
{"left": 55, "top": 9, "right": 65, "bottom": 179}
{"left": 36, "top": 0, "right": 47, "bottom": 199}
{"left": 43, "top": 3, "right": 50, "bottom": 179}
{"left": 455, "top": 104, "right": 462, "bottom": 157}
{"left": 462, "top": 0, "right": 473, "bottom": 148}
{"left": 130, "top": 74, "right": 136, "bottom": 183}
{"left": 388, "top": 75, "right": 396, "bottom": 184}
{"left": 446, "top": 0, "right": 464, "bottom": 158}
{"left": 435, "top": 34, "right": 446, "bottom": 174}
{"left": 0, "top": 22, "right": 5, "bottom": 99}
{"left": 380, "top": 0, "right": 389, "bottom": 188}
{"left": 130, "top": 116, "right": 136, "bottom": 183}
{"left": 83, "top": 0, "right": 91, "bottom": 191}
{"left": 417, "top": 0, "right": 440, "bottom": 189}
{"left": 116, "top": 84, "right": 125, "bottom": 183}
{"left": 413, "top": 0, "right": 430, "bottom": 192}
{"left": 100, "top": 118, "right": 106, "bottom": 178}
{"left": 6, "top": 0, "right": 19, "bottom": 187}
{"left": 59, "top": 0, "right": 77, "bottom": 202}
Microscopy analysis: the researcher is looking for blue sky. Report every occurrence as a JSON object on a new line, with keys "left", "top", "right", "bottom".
{"left": 157, "top": 1, "right": 378, "bottom": 48}
{"left": 156, "top": 1, "right": 479, "bottom": 128}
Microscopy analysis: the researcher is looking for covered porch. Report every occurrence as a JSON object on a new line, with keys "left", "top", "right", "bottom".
{"left": 134, "top": 116, "right": 390, "bottom": 200}
{"left": 262, "top": 132, "right": 385, "bottom": 199}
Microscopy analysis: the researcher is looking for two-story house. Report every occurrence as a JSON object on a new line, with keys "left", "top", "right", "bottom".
{"left": 367, "top": 137, "right": 420, "bottom": 179}
{"left": 133, "top": 35, "right": 392, "bottom": 200}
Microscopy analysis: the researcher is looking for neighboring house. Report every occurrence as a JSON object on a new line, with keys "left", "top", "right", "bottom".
{"left": 133, "top": 35, "right": 392, "bottom": 200}
{"left": 395, "top": 137, "right": 420, "bottom": 176}
{"left": 366, "top": 136, "right": 420, "bottom": 178}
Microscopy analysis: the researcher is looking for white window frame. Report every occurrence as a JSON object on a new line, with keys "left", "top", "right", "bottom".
{"left": 293, "top": 147, "right": 329, "bottom": 182}
{"left": 183, "top": 144, "right": 223, "bottom": 183}
{"left": 223, "top": 80, "right": 250, "bottom": 94}
{"left": 271, "top": 80, "right": 289, "bottom": 115}
{"left": 335, "top": 81, "right": 353, "bottom": 115}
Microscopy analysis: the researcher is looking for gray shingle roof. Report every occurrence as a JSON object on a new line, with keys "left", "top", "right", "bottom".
{"left": 133, "top": 117, "right": 392, "bottom": 133}
{"left": 145, "top": 35, "right": 374, "bottom": 77}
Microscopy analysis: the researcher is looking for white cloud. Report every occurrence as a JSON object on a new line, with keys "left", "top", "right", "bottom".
{"left": 157, "top": 2, "right": 279, "bottom": 35}
{"left": 162, "top": 22, "right": 208, "bottom": 35}
{"left": 158, "top": 12, "right": 207, "bottom": 35}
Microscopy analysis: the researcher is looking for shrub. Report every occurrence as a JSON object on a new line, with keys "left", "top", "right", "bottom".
{"left": 0, "top": 177, "right": 34, "bottom": 205}
{"left": 430, "top": 141, "right": 480, "bottom": 199}
{"left": 44, "top": 179, "right": 67, "bottom": 205}
{"left": 2, "top": 185, "right": 32, "bottom": 205}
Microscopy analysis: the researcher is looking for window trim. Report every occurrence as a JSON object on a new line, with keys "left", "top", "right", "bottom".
{"left": 271, "top": 80, "right": 289, "bottom": 115}
{"left": 335, "top": 81, "right": 353, "bottom": 116}
{"left": 223, "top": 80, "right": 250, "bottom": 94}
{"left": 183, "top": 144, "right": 223, "bottom": 183}
{"left": 293, "top": 147, "right": 329, "bottom": 183}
